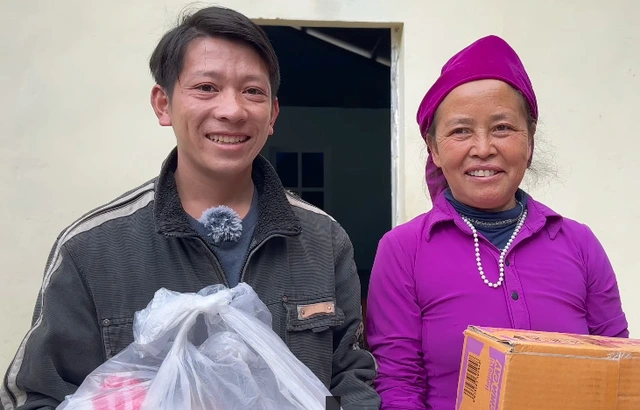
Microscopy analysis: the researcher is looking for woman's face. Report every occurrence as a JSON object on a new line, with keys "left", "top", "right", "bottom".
{"left": 428, "top": 79, "right": 533, "bottom": 211}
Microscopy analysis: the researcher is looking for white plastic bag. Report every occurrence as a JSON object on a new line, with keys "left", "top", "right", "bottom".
{"left": 57, "top": 283, "right": 340, "bottom": 410}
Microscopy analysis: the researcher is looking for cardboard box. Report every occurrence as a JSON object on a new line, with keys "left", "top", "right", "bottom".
{"left": 455, "top": 326, "right": 640, "bottom": 410}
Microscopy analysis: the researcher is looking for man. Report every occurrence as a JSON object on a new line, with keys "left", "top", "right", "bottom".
{"left": 0, "top": 6, "right": 380, "bottom": 409}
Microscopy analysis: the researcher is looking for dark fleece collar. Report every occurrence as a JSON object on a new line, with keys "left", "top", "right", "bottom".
{"left": 154, "top": 147, "right": 301, "bottom": 241}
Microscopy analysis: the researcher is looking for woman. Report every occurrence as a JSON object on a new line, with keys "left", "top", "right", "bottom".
{"left": 365, "top": 35, "right": 629, "bottom": 410}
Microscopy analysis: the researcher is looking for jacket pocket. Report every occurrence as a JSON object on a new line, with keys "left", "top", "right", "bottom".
{"left": 100, "top": 316, "right": 135, "bottom": 359}
{"left": 282, "top": 295, "right": 345, "bottom": 386}
{"left": 284, "top": 294, "right": 346, "bottom": 332}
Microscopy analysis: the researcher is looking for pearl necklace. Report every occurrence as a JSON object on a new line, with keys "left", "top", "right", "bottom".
{"left": 460, "top": 207, "right": 527, "bottom": 288}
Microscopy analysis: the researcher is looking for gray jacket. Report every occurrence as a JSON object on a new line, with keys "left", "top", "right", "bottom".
{"left": 0, "top": 148, "right": 380, "bottom": 410}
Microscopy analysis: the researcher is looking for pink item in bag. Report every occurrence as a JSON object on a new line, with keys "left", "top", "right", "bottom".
{"left": 91, "top": 376, "right": 147, "bottom": 410}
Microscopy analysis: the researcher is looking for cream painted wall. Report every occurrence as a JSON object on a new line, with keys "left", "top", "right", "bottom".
{"left": 1, "top": 0, "right": 639, "bottom": 374}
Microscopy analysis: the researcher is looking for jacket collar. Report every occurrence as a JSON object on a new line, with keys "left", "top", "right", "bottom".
{"left": 154, "top": 148, "right": 301, "bottom": 240}
{"left": 424, "top": 188, "right": 564, "bottom": 242}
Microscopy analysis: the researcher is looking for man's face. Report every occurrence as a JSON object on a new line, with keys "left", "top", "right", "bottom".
{"left": 152, "top": 36, "right": 279, "bottom": 179}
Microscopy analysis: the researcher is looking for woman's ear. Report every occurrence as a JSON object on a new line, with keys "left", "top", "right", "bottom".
{"left": 527, "top": 123, "right": 536, "bottom": 165}
{"left": 426, "top": 135, "right": 441, "bottom": 167}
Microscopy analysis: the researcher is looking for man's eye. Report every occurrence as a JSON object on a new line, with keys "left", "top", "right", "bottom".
{"left": 246, "top": 88, "right": 264, "bottom": 95}
{"left": 198, "top": 84, "right": 215, "bottom": 92}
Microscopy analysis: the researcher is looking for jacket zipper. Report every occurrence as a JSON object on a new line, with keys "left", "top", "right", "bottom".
{"left": 164, "top": 232, "right": 229, "bottom": 287}
{"left": 239, "top": 233, "right": 288, "bottom": 283}
{"left": 166, "top": 230, "right": 294, "bottom": 287}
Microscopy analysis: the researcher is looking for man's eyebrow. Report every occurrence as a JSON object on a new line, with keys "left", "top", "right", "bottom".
{"left": 186, "top": 70, "right": 268, "bottom": 84}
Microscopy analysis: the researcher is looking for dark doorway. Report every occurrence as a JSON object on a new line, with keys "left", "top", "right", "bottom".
{"left": 260, "top": 26, "right": 392, "bottom": 303}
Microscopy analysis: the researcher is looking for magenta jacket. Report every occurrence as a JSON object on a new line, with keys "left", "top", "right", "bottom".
{"left": 366, "top": 192, "right": 629, "bottom": 410}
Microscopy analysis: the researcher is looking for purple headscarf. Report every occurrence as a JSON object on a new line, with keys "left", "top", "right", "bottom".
{"left": 416, "top": 35, "right": 539, "bottom": 202}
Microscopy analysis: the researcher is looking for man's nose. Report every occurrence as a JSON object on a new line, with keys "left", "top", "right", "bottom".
{"left": 213, "top": 90, "right": 247, "bottom": 123}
